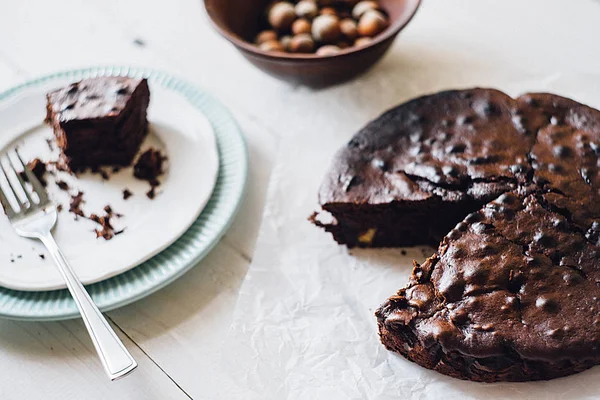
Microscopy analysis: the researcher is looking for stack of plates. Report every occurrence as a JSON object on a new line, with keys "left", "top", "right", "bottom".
{"left": 0, "top": 67, "right": 248, "bottom": 321}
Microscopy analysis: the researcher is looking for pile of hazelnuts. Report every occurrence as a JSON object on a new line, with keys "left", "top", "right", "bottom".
{"left": 255, "top": 1, "right": 389, "bottom": 56}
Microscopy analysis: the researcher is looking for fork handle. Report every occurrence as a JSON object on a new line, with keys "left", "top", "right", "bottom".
{"left": 39, "top": 233, "right": 137, "bottom": 380}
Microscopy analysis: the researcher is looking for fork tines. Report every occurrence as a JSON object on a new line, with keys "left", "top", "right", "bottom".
{"left": 0, "top": 150, "right": 48, "bottom": 217}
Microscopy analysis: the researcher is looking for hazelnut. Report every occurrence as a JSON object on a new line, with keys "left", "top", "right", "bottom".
{"left": 354, "top": 37, "right": 373, "bottom": 47}
{"left": 312, "top": 14, "right": 341, "bottom": 43}
{"left": 339, "top": 18, "right": 358, "bottom": 40}
{"left": 280, "top": 35, "right": 293, "bottom": 51}
{"left": 320, "top": 7, "right": 337, "bottom": 16}
{"left": 255, "top": 30, "right": 278, "bottom": 44}
{"left": 268, "top": 2, "right": 297, "bottom": 31}
{"left": 336, "top": 41, "right": 351, "bottom": 49}
{"left": 357, "top": 9, "right": 388, "bottom": 37}
{"left": 259, "top": 39, "right": 285, "bottom": 52}
{"left": 289, "top": 33, "right": 315, "bottom": 53}
{"left": 316, "top": 45, "right": 342, "bottom": 56}
{"left": 319, "top": 0, "right": 359, "bottom": 5}
{"left": 295, "top": 0, "right": 318, "bottom": 19}
{"left": 352, "top": 1, "right": 379, "bottom": 19}
{"left": 292, "top": 18, "right": 312, "bottom": 35}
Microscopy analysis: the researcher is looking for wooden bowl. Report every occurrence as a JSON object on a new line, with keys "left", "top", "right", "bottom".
{"left": 204, "top": 0, "right": 422, "bottom": 88}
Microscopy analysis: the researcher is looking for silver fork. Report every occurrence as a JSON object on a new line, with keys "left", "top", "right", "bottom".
{"left": 0, "top": 150, "right": 137, "bottom": 381}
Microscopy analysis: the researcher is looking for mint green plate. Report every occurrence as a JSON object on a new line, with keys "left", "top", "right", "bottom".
{"left": 0, "top": 67, "right": 248, "bottom": 321}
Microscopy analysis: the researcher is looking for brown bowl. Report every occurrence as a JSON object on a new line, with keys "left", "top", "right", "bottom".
{"left": 204, "top": 0, "right": 422, "bottom": 88}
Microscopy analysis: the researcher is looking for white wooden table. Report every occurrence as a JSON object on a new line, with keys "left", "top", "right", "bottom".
{"left": 0, "top": 0, "right": 599, "bottom": 398}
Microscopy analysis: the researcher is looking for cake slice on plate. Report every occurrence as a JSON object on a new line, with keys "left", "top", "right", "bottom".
{"left": 45, "top": 77, "right": 150, "bottom": 171}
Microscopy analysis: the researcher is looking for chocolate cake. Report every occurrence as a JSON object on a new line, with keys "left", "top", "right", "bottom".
{"left": 45, "top": 77, "right": 150, "bottom": 171}
{"left": 314, "top": 89, "right": 600, "bottom": 381}
{"left": 376, "top": 191, "right": 600, "bottom": 382}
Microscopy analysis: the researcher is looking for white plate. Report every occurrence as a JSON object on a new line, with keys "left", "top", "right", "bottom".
{"left": 0, "top": 78, "right": 219, "bottom": 291}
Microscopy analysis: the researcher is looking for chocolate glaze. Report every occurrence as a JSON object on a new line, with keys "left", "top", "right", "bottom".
{"left": 47, "top": 77, "right": 143, "bottom": 122}
{"left": 314, "top": 89, "right": 546, "bottom": 247}
{"left": 314, "top": 89, "right": 600, "bottom": 381}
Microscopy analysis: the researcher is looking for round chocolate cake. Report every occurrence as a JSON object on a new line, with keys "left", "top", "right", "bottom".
{"left": 313, "top": 89, "right": 600, "bottom": 382}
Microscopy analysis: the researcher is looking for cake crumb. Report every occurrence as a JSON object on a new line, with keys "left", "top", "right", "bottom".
{"left": 134, "top": 148, "right": 167, "bottom": 199}
{"left": 90, "top": 205, "right": 123, "bottom": 241}
{"left": 94, "top": 214, "right": 116, "bottom": 240}
{"left": 21, "top": 158, "right": 48, "bottom": 186}
{"left": 123, "top": 189, "right": 133, "bottom": 200}
{"left": 146, "top": 187, "right": 156, "bottom": 199}
{"left": 49, "top": 156, "right": 72, "bottom": 174}
{"left": 39, "top": 254, "right": 45, "bottom": 260}
{"left": 56, "top": 180, "right": 69, "bottom": 191}
{"left": 69, "top": 191, "right": 85, "bottom": 217}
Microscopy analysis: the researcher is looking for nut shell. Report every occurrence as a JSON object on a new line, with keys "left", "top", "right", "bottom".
{"left": 319, "top": 0, "right": 359, "bottom": 5}
{"left": 339, "top": 18, "right": 358, "bottom": 40}
{"left": 289, "top": 33, "right": 316, "bottom": 53}
{"left": 352, "top": 1, "right": 379, "bottom": 19}
{"left": 316, "top": 45, "right": 342, "bottom": 56}
{"left": 312, "top": 14, "right": 341, "bottom": 43}
{"left": 259, "top": 39, "right": 286, "bottom": 52}
{"left": 268, "top": 2, "right": 297, "bottom": 31}
{"left": 354, "top": 36, "right": 373, "bottom": 47}
{"left": 292, "top": 18, "right": 312, "bottom": 35}
{"left": 280, "top": 35, "right": 293, "bottom": 51}
{"left": 357, "top": 9, "right": 388, "bottom": 37}
{"left": 295, "top": 0, "right": 318, "bottom": 19}
{"left": 320, "top": 7, "right": 337, "bottom": 16}
{"left": 255, "top": 30, "right": 278, "bottom": 44}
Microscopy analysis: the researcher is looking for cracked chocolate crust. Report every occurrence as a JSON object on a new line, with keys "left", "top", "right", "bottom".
{"left": 315, "top": 89, "right": 600, "bottom": 381}
{"left": 376, "top": 193, "right": 600, "bottom": 381}
{"left": 314, "top": 88, "right": 546, "bottom": 248}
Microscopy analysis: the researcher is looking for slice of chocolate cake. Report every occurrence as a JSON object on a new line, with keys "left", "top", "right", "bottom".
{"left": 45, "top": 77, "right": 150, "bottom": 171}
{"left": 376, "top": 193, "right": 600, "bottom": 382}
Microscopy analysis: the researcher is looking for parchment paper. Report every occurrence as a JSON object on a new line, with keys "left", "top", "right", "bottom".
{"left": 224, "top": 68, "right": 600, "bottom": 399}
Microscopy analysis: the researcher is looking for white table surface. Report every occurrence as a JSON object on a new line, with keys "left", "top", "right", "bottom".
{"left": 0, "top": 0, "right": 599, "bottom": 398}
